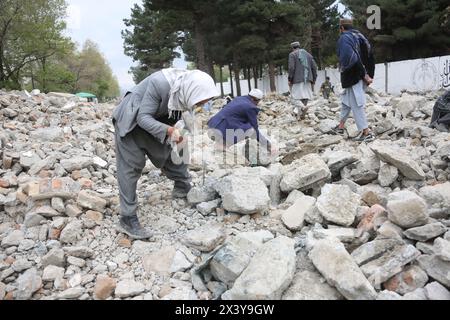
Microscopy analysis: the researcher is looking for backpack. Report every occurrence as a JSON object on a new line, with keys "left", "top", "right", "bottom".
{"left": 350, "top": 30, "right": 375, "bottom": 78}
{"left": 436, "top": 90, "right": 450, "bottom": 113}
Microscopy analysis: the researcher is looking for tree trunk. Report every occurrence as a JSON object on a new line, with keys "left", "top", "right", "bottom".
{"left": 41, "top": 57, "right": 47, "bottom": 92}
{"left": 219, "top": 66, "right": 224, "bottom": 97}
{"left": 268, "top": 62, "right": 276, "bottom": 92}
{"left": 233, "top": 52, "right": 241, "bottom": 96}
{"left": 194, "top": 20, "right": 208, "bottom": 74}
{"left": 10, "top": 70, "right": 20, "bottom": 89}
{"left": 233, "top": 64, "right": 241, "bottom": 97}
{"left": 207, "top": 58, "right": 216, "bottom": 83}
{"left": 247, "top": 67, "right": 252, "bottom": 92}
{"left": 0, "top": 50, "right": 4, "bottom": 84}
{"left": 31, "top": 64, "right": 35, "bottom": 89}
{"left": 229, "top": 64, "right": 234, "bottom": 97}
{"left": 253, "top": 66, "right": 258, "bottom": 89}
{"left": 312, "top": 28, "right": 322, "bottom": 70}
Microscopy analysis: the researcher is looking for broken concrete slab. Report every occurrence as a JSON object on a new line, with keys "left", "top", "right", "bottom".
{"left": 309, "top": 238, "right": 377, "bottom": 300}
{"left": 77, "top": 190, "right": 107, "bottom": 212}
{"left": 419, "top": 182, "right": 450, "bottom": 218}
{"left": 23, "top": 178, "right": 81, "bottom": 201}
{"left": 351, "top": 238, "right": 404, "bottom": 266}
{"left": 183, "top": 224, "right": 226, "bottom": 252}
{"left": 210, "top": 234, "right": 265, "bottom": 287}
{"left": 281, "top": 197, "right": 315, "bottom": 231}
{"left": 417, "top": 255, "right": 450, "bottom": 288}
{"left": 326, "top": 151, "right": 357, "bottom": 176}
{"left": 222, "top": 236, "right": 296, "bottom": 300}
{"left": 424, "top": 281, "right": 450, "bottom": 300}
{"left": 360, "top": 244, "right": 421, "bottom": 287}
{"left": 371, "top": 143, "right": 426, "bottom": 181}
{"left": 280, "top": 154, "right": 331, "bottom": 193}
{"left": 316, "top": 184, "right": 360, "bottom": 227}
{"left": 387, "top": 190, "right": 429, "bottom": 228}
{"left": 282, "top": 270, "right": 344, "bottom": 300}
{"left": 434, "top": 238, "right": 450, "bottom": 262}
{"left": 214, "top": 175, "right": 270, "bottom": 215}
{"left": 403, "top": 223, "right": 447, "bottom": 241}
{"left": 378, "top": 162, "right": 399, "bottom": 187}
{"left": 383, "top": 265, "right": 429, "bottom": 295}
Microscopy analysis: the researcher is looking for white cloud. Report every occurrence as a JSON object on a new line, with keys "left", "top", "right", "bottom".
{"left": 65, "top": 0, "right": 143, "bottom": 92}
{"left": 66, "top": 5, "right": 81, "bottom": 31}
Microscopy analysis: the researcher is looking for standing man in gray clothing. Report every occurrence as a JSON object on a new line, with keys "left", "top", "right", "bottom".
{"left": 288, "top": 41, "right": 318, "bottom": 120}
{"left": 112, "top": 68, "right": 219, "bottom": 239}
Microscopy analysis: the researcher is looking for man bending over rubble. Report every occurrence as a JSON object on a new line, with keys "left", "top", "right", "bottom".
{"left": 207, "top": 89, "right": 276, "bottom": 161}
{"left": 332, "top": 19, "right": 375, "bottom": 143}
{"left": 112, "top": 68, "right": 219, "bottom": 239}
{"left": 430, "top": 90, "right": 450, "bottom": 132}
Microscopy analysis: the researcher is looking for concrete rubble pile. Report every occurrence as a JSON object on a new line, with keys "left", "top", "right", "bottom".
{"left": 0, "top": 87, "right": 449, "bottom": 300}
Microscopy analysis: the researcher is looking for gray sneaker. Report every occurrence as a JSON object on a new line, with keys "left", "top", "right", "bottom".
{"left": 116, "top": 216, "right": 154, "bottom": 240}
{"left": 330, "top": 125, "right": 345, "bottom": 135}
{"left": 353, "top": 133, "right": 375, "bottom": 143}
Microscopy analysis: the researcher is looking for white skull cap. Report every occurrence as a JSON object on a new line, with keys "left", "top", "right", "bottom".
{"left": 249, "top": 89, "right": 264, "bottom": 100}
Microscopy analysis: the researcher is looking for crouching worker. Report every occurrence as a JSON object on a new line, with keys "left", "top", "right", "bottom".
{"left": 430, "top": 90, "right": 450, "bottom": 132}
{"left": 112, "top": 68, "right": 219, "bottom": 239}
{"left": 207, "top": 89, "right": 276, "bottom": 162}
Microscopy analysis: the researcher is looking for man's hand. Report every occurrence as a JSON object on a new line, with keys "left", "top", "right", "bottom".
{"left": 364, "top": 74, "right": 373, "bottom": 86}
{"left": 167, "top": 127, "right": 183, "bottom": 144}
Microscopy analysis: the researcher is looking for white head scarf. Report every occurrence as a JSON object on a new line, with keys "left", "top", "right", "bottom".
{"left": 162, "top": 68, "right": 219, "bottom": 118}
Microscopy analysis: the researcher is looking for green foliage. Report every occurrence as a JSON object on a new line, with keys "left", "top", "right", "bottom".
{"left": 0, "top": 0, "right": 69, "bottom": 88}
{"left": 129, "top": 65, "right": 154, "bottom": 84}
{"left": 123, "top": 0, "right": 449, "bottom": 92}
{"left": 0, "top": 0, "right": 120, "bottom": 100}
{"left": 122, "top": 3, "right": 183, "bottom": 79}
{"left": 71, "top": 40, "right": 120, "bottom": 101}
{"left": 30, "top": 60, "right": 77, "bottom": 93}
{"left": 342, "top": 0, "right": 450, "bottom": 62}
{"left": 123, "top": 0, "right": 341, "bottom": 93}
{"left": 215, "top": 65, "right": 230, "bottom": 82}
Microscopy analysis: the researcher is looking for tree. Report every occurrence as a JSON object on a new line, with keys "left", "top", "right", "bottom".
{"left": 122, "top": 2, "right": 182, "bottom": 80}
{"left": 301, "top": 0, "right": 340, "bottom": 69}
{"left": 148, "top": 0, "right": 216, "bottom": 75}
{"left": 342, "top": 0, "right": 450, "bottom": 62}
{"left": 234, "top": 0, "right": 307, "bottom": 92}
{"left": 0, "top": 0, "right": 69, "bottom": 89}
{"left": 123, "top": 0, "right": 311, "bottom": 92}
{"left": 71, "top": 40, "right": 120, "bottom": 101}
{"left": 25, "top": 48, "right": 77, "bottom": 93}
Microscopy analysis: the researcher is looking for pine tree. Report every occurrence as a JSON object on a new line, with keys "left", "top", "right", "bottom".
{"left": 342, "top": 0, "right": 450, "bottom": 62}
{"left": 122, "top": 2, "right": 183, "bottom": 81}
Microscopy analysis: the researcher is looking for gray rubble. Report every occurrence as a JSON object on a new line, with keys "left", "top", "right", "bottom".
{"left": 1, "top": 89, "right": 449, "bottom": 300}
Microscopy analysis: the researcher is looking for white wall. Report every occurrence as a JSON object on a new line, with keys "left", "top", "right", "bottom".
{"left": 217, "top": 55, "right": 450, "bottom": 97}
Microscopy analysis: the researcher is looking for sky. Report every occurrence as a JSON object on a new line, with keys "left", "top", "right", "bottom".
{"left": 65, "top": 0, "right": 187, "bottom": 92}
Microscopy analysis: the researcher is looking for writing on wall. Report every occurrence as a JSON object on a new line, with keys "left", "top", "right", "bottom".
{"left": 441, "top": 58, "right": 450, "bottom": 89}
{"left": 413, "top": 60, "right": 439, "bottom": 91}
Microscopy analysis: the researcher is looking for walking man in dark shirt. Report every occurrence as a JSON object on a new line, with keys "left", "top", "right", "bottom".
{"left": 332, "top": 19, "right": 376, "bottom": 142}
